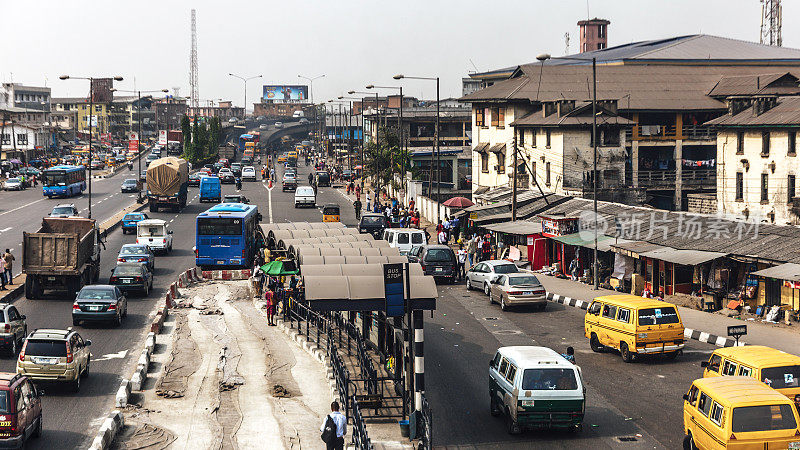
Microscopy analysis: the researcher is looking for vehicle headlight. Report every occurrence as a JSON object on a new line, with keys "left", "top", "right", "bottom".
{"left": 638, "top": 333, "right": 648, "bottom": 339}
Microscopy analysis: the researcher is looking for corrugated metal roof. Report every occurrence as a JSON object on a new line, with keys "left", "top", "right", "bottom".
{"left": 705, "top": 96, "right": 800, "bottom": 126}
{"left": 511, "top": 108, "right": 635, "bottom": 127}
{"left": 707, "top": 72, "right": 800, "bottom": 97}
{"left": 483, "top": 221, "right": 543, "bottom": 235}
{"left": 638, "top": 248, "right": 727, "bottom": 265}
{"left": 751, "top": 263, "right": 800, "bottom": 281}
{"left": 463, "top": 64, "right": 800, "bottom": 111}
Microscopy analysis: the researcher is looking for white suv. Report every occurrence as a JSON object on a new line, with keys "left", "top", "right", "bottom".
{"left": 294, "top": 186, "right": 316, "bottom": 208}
{"left": 241, "top": 166, "right": 257, "bottom": 181}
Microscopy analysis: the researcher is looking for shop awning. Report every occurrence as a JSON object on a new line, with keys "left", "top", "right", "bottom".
{"left": 638, "top": 248, "right": 727, "bottom": 266}
{"left": 609, "top": 241, "right": 666, "bottom": 258}
{"left": 484, "top": 221, "right": 543, "bottom": 235}
{"left": 751, "top": 263, "right": 800, "bottom": 282}
{"left": 551, "top": 233, "right": 631, "bottom": 252}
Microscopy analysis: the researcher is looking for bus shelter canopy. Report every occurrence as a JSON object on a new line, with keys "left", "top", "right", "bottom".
{"left": 302, "top": 275, "right": 437, "bottom": 311}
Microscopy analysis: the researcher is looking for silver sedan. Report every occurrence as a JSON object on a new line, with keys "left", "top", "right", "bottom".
{"left": 465, "top": 260, "right": 521, "bottom": 295}
{"left": 489, "top": 274, "right": 547, "bottom": 311}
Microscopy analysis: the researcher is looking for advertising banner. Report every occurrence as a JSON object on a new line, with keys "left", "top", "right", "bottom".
{"left": 262, "top": 85, "right": 308, "bottom": 103}
{"left": 158, "top": 130, "right": 168, "bottom": 145}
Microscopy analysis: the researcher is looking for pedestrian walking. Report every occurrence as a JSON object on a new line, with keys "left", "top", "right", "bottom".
{"left": 466, "top": 234, "right": 477, "bottom": 266}
{"left": 264, "top": 286, "right": 276, "bottom": 326}
{"left": 0, "top": 257, "right": 6, "bottom": 290}
{"left": 457, "top": 244, "right": 467, "bottom": 281}
{"left": 2, "top": 250, "right": 13, "bottom": 286}
{"left": 438, "top": 229, "right": 447, "bottom": 245}
{"left": 481, "top": 235, "right": 492, "bottom": 261}
{"left": 320, "top": 401, "right": 347, "bottom": 450}
{"left": 353, "top": 199, "right": 362, "bottom": 220}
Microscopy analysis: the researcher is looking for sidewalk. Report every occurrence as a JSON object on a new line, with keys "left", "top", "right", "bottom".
{"left": 537, "top": 273, "right": 800, "bottom": 353}
{"left": 114, "top": 279, "right": 334, "bottom": 449}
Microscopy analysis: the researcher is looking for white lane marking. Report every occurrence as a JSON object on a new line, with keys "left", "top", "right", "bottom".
{"left": 0, "top": 198, "right": 45, "bottom": 217}
{"left": 169, "top": 219, "right": 175, "bottom": 223}
{"left": 264, "top": 182, "right": 274, "bottom": 224}
{"left": 93, "top": 350, "right": 128, "bottom": 361}
{"left": 0, "top": 227, "right": 11, "bottom": 233}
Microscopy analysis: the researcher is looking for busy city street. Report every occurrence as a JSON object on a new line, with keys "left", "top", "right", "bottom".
{"left": 7, "top": 2, "right": 800, "bottom": 450}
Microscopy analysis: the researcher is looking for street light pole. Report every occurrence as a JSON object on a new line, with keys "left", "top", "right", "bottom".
{"left": 536, "top": 53, "right": 599, "bottom": 289}
{"left": 228, "top": 73, "right": 262, "bottom": 118}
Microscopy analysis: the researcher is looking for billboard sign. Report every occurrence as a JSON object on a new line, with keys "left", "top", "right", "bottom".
{"left": 262, "top": 85, "right": 308, "bottom": 103}
{"left": 158, "top": 130, "right": 168, "bottom": 145}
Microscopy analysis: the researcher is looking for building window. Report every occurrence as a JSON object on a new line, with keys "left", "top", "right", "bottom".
{"left": 0, "top": 134, "right": 9, "bottom": 145}
{"left": 95, "top": 105, "right": 102, "bottom": 112}
{"left": 491, "top": 107, "right": 505, "bottom": 128}
{"left": 16, "top": 134, "right": 27, "bottom": 145}
{"left": 599, "top": 24, "right": 606, "bottom": 38}
{"left": 761, "top": 173, "right": 769, "bottom": 202}
{"left": 531, "top": 129, "right": 537, "bottom": 147}
{"left": 736, "top": 131, "right": 744, "bottom": 154}
{"left": 789, "top": 131, "right": 797, "bottom": 156}
{"left": 496, "top": 153, "right": 505, "bottom": 174}
{"left": 597, "top": 43, "right": 604, "bottom": 50}
{"left": 481, "top": 152, "right": 489, "bottom": 173}
{"left": 789, "top": 175, "right": 796, "bottom": 204}
{"left": 546, "top": 129, "right": 551, "bottom": 147}
{"left": 475, "top": 108, "right": 485, "bottom": 127}
{"left": 518, "top": 129, "right": 524, "bottom": 146}
{"left": 546, "top": 162, "right": 551, "bottom": 186}
{"left": 736, "top": 172, "right": 743, "bottom": 201}
{"left": 762, "top": 131, "right": 770, "bottom": 156}
{"left": 583, "top": 43, "right": 587, "bottom": 52}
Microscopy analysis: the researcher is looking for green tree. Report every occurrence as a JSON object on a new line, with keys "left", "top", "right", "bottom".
{"left": 180, "top": 115, "right": 194, "bottom": 161}
{"left": 364, "top": 125, "right": 410, "bottom": 190}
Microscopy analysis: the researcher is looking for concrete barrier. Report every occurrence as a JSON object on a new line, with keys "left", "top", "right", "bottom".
{"left": 115, "top": 379, "right": 130, "bottom": 408}
{"left": 201, "top": 269, "right": 252, "bottom": 280}
{"left": 88, "top": 410, "right": 125, "bottom": 450}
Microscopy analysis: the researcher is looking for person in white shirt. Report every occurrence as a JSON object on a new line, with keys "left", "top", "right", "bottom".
{"left": 438, "top": 230, "right": 447, "bottom": 245}
{"left": 456, "top": 243, "right": 468, "bottom": 281}
{"left": 320, "top": 401, "right": 347, "bottom": 450}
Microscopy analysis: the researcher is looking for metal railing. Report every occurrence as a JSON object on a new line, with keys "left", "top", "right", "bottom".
{"left": 635, "top": 168, "right": 715, "bottom": 188}
{"left": 351, "top": 398, "right": 373, "bottom": 450}
{"left": 624, "top": 125, "right": 715, "bottom": 142}
{"left": 417, "top": 394, "right": 433, "bottom": 450}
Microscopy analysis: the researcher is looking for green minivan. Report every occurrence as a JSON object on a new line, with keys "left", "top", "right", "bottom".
{"left": 489, "top": 346, "right": 585, "bottom": 434}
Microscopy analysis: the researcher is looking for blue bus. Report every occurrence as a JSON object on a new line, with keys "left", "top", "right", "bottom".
{"left": 238, "top": 134, "right": 254, "bottom": 152}
{"left": 195, "top": 203, "right": 261, "bottom": 268}
{"left": 42, "top": 165, "right": 86, "bottom": 198}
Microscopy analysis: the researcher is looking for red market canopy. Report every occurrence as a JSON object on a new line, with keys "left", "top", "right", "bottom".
{"left": 442, "top": 197, "right": 474, "bottom": 208}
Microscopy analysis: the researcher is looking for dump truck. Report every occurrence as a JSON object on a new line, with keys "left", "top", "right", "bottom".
{"left": 147, "top": 156, "right": 189, "bottom": 212}
{"left": 23, "top": 217, "right": 102, "bottom": 299}
{"left": 218, "top": 144, "right": 237, "bottom": 161}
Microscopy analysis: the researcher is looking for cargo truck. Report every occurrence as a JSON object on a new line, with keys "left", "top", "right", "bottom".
{"left": 147, "top": 157, "right": 189, "bottom": 212}
{"left": 218, "top": 144, "right": 237, "bottom": 161}
{"left": 23, "top": 217, "right": 102, "bottom": 299}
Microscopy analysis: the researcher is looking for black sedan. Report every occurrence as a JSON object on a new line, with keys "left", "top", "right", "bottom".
{"left": 121, "top": 178, "right": 140, "bottom": 193}
{"left": 109, "top": 263, "right": 153, "bottom": 296}
{"left": 188, "top": 172, "right": 202, "bottom": 186}
{"left": 72, "top": 285, "right": 128, "bottom": 326}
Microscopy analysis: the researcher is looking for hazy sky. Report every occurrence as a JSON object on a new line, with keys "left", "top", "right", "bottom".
{"left": 2, "top": 1, "right": 797, "bottom": 110}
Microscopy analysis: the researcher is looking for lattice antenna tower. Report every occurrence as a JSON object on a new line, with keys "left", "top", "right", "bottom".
{"left": 189, "top": 9, "right": 199, "bottom": 107}
{"left": 760, "top": 0, "right": 782, "bottom": 46}
{"left": 564, "top": 32, "right": 570, "bottom": 55}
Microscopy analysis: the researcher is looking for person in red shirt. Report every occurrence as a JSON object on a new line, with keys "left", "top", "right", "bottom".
{"left": 265, "top": 287, "right": 276, "bottom": 326}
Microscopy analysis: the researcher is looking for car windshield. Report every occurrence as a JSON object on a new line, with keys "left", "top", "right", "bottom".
{"left": 762, "top": 365, "right": 800, "bottom": 389}
{"left": 0, "top": 391, "right": 9, "bottom": 413}
{"left": 52, "top": 207, "right": 74, "bottom": 215}
{"left": 138, "top": 225, "right": 165, "bottom": 236}
{"left": 197, "top": 218, "right": 242, "bottom": 236}
{"left": 361, "top": 216, "right": 384, "bottom": 226}
{"left": 123, "top": 179, "right": 136, "bottom": 185}
{"left": 425, "top": 249, "right": 453, "bottom": 262}
{"left": 120, "top": 246, "right": 147, "bottom": 255}
{"left": 44, "top": 171, "right": 67, "bottom": 186}
{"left": 521, "top": 368, "right": 578, "bottom": 390}
{"left": 25, "top": 340, "right": 67, "bottom": 357}
{"left": 123, "top": 214, "right": 143, "bottom": 221}
{"left": 493, "top": 264, "right": 519, "bottom": 274}
{"left": 732, "top": 404, "right": 797, "bottom": 432}
{"left": 6, "top": 178, "right": 20, "bottom": 183}
{"left": 114, "top": 266, "right": 142, "bottom": 276}
{"left": 78, "top": 288, "right": 115, "bottom": 300}
{"left": 637, "top": 307, "right": 680, "bottom": 325}
{"left": 508, "top": 276, "right": 541, "bottom": 286}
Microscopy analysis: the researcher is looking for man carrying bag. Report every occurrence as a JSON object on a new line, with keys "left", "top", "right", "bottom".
{"left": 320, "top": 401, "right": 347, "bottom": 449}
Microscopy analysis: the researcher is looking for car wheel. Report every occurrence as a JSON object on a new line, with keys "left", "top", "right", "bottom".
{"left": 620, "top": 342, "right": 634, "bottom": 363}
{"left": 73, "top": 373, "right": 81, "bottom": 392}
{"left": 466, "top": 278, "right": 472, "bottom": 290}
{"left": 589, "top": 333, "right": 603, "bottom": 352}
{"left": 500, "top": 296, "right": 508, "bottom": 311}
{"left": 683, "top": 433, "right": 696, "bottom": 450}
{"left": 33, "top": 415, "right": 42, "bottom": 438}
{"left": 82, "top": 356, "right": 90, "bottom": 378}
{"left": 72, "top": 319, "right": 80, "bottom": 327}
{"left": 489, "top": 395, "right": 501, "bottom": 417}
{"left": 483, "top": 283, "right": 490, "bottom": 296}
{"left": 538, "top": 303, "right": 547, "bottom": 312}
{"left": 114, "top": 315, "right": 122, "bottom": 327}
{"left": 665, "top": 350, "right": 679, "bottom": 360}
{"left": 144, "top": 282, "right": 150, "bottom": 296}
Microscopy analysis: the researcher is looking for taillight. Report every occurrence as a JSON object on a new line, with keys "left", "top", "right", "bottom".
{"left": 109, "top": 276, "right": 118, "bottom": 283}
{"left": 108, "top": 303, "right": 117, "bottom": 311}
{"left": 508, "top": 291, "right": 524, "bottom": 295}
{"left": 117, "top": 258, "right": 124, "bottom": 262}
{"left": 18, "top": 341, "right": 26, "bottom": 362}
{"left": 72, "top": 302, "right": 80, "bottom": 310}
{"left": 65, "top": 342, "right": 73, "bottom": 363}
{"left": 242, "top": 249, "right": 246, "bottom": 257}
{"left": 3, "top": 324, "right": 9, "bottom": 333}
{"left": 134, "top": 276, "right": 143, "bottom": 282}
{"left": 194, "top": 248, "right": 199, "bottom": 257}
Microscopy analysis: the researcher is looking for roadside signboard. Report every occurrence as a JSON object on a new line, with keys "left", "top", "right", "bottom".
{"left": 128, "top": 132, "right": 139, "bottom": 153}
{"left": 727, "top": 325, "right": 747, "bottom": 345}
{"left": 158, "top": 130, "right": 168, "bottom": 145}
{"left": 384, "top": 263, "right": 405, "bottom": 317}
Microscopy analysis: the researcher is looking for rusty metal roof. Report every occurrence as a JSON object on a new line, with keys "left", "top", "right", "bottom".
{"left": 705, "top": 96, "right": 800, "bottom": 126}
{"left": 707, "top": 72, "right": 800, "bottom": 97}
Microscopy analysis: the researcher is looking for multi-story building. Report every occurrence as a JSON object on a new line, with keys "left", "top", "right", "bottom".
{"left": 188, "top": 100, "right": 243, "bottom": 120}
{"left": 0, "top": 121, "right": 50, "bottom": 161}
{"left": 0, "top": 83, "right": 51, "bottom": 128}
{"left": 706, "top": 74, "right": 800, "bottom": 224}
{"left": 463, "top": 34, "right": 800, "bottom": 210}
{"left": 578, "top": 18, "right": 610, "bottom": 52}
{"left": 155, "top": 98, "right": 188, "bottom": 131}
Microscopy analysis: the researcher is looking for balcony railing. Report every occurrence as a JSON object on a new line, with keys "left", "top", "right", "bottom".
{"left": 625, "top": 125, "right": 715, "bottom": 142}
{"left": 636, "top": 168, "right": 715, "bottom": 189}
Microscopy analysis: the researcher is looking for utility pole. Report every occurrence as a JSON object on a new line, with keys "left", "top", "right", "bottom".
{"left": 511, "top": 127, "right": 518, "bottom": 221}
